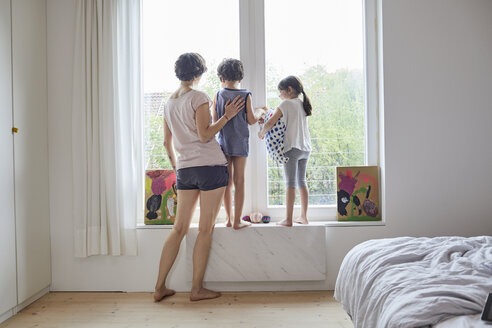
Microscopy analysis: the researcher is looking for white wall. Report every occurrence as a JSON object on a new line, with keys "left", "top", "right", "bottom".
{"left": 47, "top": 0, "right": 492, "bottom": 292}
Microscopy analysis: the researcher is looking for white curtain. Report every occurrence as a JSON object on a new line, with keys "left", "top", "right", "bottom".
{"left": 72, "top": 0, "right": 143, "bottom": 257}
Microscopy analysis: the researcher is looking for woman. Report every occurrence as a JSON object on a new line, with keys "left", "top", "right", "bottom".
{"left": 154, "top": 53, "right": 245, "bottom": 302}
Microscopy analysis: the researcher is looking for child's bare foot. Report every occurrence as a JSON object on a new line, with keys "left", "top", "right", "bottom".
{"left": 276, "top": 219, "right": 292, "bottom": 227}
{"left": 294, "top": 217, "right": 309, "bottom": 224}
{"left": 190, "top": 288, "right": 221, "bottom": 301}
{"left": 154, "top": 287, "right": 176, "bottom": 302}
{"left": 226, "top": 219, "right": 232, "bottom": 227}
{"left": 233, "top": 221, "right": 251, "bottom": 230}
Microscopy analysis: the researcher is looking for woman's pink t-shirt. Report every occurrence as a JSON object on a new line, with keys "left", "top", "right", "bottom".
{"left": 164, "top": 89, "right": 227, "bottom": 170}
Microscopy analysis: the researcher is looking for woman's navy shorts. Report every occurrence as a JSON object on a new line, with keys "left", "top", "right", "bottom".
{"left": 176, "top": 165, "right": 229, "bottom": 191}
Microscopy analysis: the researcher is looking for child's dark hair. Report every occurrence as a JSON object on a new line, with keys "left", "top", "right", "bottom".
{"left": 278, "top": 76, "right": 312, "bottom": 116}
{"left": 174, "top": 53, "right": 207, "bottom": 81}
{"left": 217, "top": 58, "right": 244, "bottom": 81}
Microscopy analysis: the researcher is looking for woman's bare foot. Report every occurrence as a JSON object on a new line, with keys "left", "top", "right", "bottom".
{"left": 154, "top": 287, "right": 176, "bottom": 302}
{"left": 276, "top": 219, "right": 292, "bottom": 227}
{"left": 190, "top": 288, "right": 221, "bottom": 301}
{"left": 233, "top": 221, "right": 251, "bottom": 230}
{"left": 294, "top": 217, "right": 309, "bottom": 224}
{"left": 226, "top": 219, "right": 232, "bottom": 227}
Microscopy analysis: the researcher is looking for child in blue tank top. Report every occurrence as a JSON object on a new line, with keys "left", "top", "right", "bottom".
{"left": 212, "top": 58, "right": 266, "bottom": 229}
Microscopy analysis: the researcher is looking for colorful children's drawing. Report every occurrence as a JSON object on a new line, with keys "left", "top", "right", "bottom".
{"left": 145, "top": 170, "right": 177, "bottom": 225}
{"left": 336, "top": 166, "right": 381, "bottom": 221}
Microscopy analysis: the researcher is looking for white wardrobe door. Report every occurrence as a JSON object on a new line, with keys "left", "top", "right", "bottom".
{"left": 11, "top": 0, "right": 51, "bottom": 304}
{"left": 0, "top": 0, "right": 18, "bottom": 315}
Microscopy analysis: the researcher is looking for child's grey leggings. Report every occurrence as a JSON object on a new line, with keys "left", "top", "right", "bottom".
{"left": 282, "top": 148, "right": 310, "bottom": 188}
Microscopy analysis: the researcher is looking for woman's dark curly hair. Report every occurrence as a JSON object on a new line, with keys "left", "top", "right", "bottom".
{"left": 217, "top": 58, "right": 244, "bottom": 81}
{"left": 174, "top": 53, "right": 207, "bottom": 81}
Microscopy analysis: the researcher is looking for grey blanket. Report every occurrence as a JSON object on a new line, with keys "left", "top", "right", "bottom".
{"left": 334, "top": 236, "right": 492, "bottom": 328}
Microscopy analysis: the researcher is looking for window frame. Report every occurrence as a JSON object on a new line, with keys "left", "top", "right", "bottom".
{"left": 240, "top": 0, "right": 379, "bottom": 221}
{"left": 141, "top": 0, "right": 379, "bottom": 223}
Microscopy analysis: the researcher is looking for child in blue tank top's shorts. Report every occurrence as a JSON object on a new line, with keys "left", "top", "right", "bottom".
{"left": 212, "top": 58, "right": 266, "bottom": 229}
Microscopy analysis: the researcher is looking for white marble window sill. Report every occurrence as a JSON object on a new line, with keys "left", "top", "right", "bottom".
{"left": 137, "top": 220, "right": 385, "bottom": 229}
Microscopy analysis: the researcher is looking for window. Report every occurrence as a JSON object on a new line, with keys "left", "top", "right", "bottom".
{"left": 143, "top": 0, "right": 239, "bottom": 170}
{"left": 264, "top": 0, "right": 365, "bottom": 207}
{"left": 142, "top": 0, "right": 378, "bottom": 222}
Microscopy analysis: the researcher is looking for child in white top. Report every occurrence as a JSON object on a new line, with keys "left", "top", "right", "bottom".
{"left": 258, "top": 76, "right": 312, "bottom": 226}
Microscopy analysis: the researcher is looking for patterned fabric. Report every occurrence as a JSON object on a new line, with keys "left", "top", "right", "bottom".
{"left": 263, "top": 109, "right": 289, "bottom": 164}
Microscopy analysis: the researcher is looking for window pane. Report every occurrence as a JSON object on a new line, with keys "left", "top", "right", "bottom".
{"left": 265, "top": 0, "right": 365, "bottom": 206}
{"left": 143, "top": 0, "right": 239, "bottom": 170}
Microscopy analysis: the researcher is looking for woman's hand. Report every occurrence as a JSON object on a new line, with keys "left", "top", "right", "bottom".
{"left": 258, "top": 129, "right": 266, "bottom": 140}
{"left": 224, "top": 95, "right": 246, "bottom": 120}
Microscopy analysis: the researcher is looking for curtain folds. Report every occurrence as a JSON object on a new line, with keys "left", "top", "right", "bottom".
{"left": 72, "top": 0, "right": 143, "bottom": 257}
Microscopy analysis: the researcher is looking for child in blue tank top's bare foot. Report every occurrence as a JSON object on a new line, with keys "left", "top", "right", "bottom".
{"left": 212, "top": 58, "right": 266, "bottom": 230}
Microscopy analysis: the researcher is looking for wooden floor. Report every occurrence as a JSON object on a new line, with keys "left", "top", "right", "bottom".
{"left": 1, "top": 291, "right": 353, "bottom": 328}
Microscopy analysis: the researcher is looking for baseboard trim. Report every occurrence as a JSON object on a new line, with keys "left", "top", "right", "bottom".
{"left": 0, "top": 285, "right": 50, "bottom": 324}
{"left": 16, "top": 285, "right": 50, "bottom": 312}
{"left": 0, "top": 308, "right": 15, "bottom": 325}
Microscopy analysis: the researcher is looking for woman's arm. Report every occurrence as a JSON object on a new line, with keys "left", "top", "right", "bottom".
{"left": 163, "top": 118, "right": 177, "bottom": 172}
{"left": 196, "top": 95, "right": 245, "bottom": 143}
{"left": 258, "top": 107, "right": 283, "bottom": 139}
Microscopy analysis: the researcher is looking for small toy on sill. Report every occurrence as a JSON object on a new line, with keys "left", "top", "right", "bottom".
{"left": 242, "top": 212, "right": 271, "bottom": 224}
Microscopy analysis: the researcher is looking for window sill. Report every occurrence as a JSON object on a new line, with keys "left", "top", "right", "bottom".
{"left": 136, "top": 220, "right": 385, "bottom": 229}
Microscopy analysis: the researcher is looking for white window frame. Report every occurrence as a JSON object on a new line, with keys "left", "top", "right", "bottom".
{"left": 141, "top": 0, "right": 379, "bottom": 223}
{"left": 238, "top": 0, "right": 379, "bottom": 221}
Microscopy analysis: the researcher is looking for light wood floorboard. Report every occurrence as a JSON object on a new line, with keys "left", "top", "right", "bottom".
{"left": 0, "top": 291, "right": 353, "bottom": 328}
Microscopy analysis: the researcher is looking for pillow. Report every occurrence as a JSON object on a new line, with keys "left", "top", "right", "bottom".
{"left": 263, "top": 108, "right": 288, "bottom": 164}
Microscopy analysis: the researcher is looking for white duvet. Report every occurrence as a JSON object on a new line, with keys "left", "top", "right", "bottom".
{"left": 334, "top": 236, "right": 492, "bottom": 328}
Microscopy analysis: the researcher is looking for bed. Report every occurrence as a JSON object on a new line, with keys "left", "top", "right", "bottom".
{"left": 334, "top": 236, "right": 492, "bottom": 327}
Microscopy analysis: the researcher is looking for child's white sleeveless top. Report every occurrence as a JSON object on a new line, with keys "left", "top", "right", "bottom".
{"left": 278, "top": 98, "right": 312, "bottom": 153}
